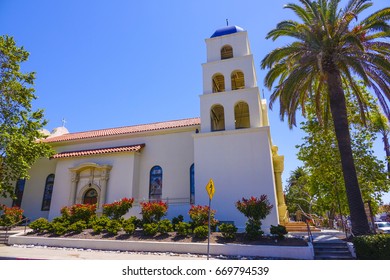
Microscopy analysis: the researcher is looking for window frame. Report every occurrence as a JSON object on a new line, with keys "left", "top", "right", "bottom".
{"left": 149, "top": 165, "right": 163, "bottom": 201}
{"left": 41, "top": 174, "right": 55, "bottom": 211}
{"left": 190, "top": 164, "right": 195, "bottom": 204}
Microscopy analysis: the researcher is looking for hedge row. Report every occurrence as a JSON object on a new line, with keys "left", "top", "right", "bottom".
{"left": 353, "top": 234, "right": 390, "bottom": 260}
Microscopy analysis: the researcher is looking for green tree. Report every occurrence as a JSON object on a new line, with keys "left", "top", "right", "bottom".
{"left": 285, "top": 167, "right": 315, "bottom": 215}
{"left": 296, "top": 90, "right": 389, "bottom": 220}
{"left": 261, "top": 0, "right": 390, "bottom": 236}
{"left": 0, "top": 35, "right": 53, "bottom": 198}
{"left": 369, "top": 109, "right": 390, "bottom": 175}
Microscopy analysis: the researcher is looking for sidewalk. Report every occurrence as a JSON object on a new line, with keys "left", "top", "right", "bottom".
{"left": 0, "top": 244, "right": 210, "bottom": 260}
{"left": 289, "top": 229, "right": 348, "bottom": 243}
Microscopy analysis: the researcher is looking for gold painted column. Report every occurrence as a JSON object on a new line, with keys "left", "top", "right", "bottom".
{"left": 272, "top": 146, "right": 288, "bottom": 224}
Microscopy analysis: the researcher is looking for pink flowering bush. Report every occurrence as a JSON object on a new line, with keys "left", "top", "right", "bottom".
{"left": 188, "top": 205, "right": 218, "bottom": 229}
{"left": 0, "top": 204, "right": 24, "bottom": 228}
{"left": 235, "top": 195, "right": 273, "bottom": 240}
{"left": 103, "top": 197, "right": 134, "bottom": 220}
{"left": 60, "top": 203, "right": 97, "bottom": 224}
{"left": 140, "top": 201, "right": 168, "bottom": 223}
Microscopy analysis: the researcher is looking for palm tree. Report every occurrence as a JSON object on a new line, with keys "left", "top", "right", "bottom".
{"left": 261, "top": 0, "right": 390, "bottom": 236}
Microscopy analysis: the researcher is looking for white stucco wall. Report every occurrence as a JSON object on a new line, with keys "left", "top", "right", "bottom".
{"left": 194, "top": 127, "right": 279, "bottom": 233}
{"left": 29, "top": 127, "right": 198, "bottom": 221}
{"left": 0, "top": 158, "right": 57, "bottom": 221}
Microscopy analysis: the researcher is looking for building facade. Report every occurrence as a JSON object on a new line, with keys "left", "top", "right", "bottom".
{"left": 1, "top": 26, "right": 287, "bottom": 232}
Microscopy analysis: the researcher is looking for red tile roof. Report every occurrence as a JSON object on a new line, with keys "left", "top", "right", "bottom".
{"left": 44, "top": 117, "right": 200, "bottom": 143}
{"left": 52, "top": 144, "right": 145, "bottom": 159}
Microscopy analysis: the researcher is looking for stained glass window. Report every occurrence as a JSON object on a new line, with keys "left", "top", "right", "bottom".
{"left": 12, "top": 179, "right": 26, "bottom": 207}
{"left": 149, "top": 166, "right": 162, "bottom": 201}
{"left": 41, "top": 174, "right": 55, "bottom": 211}
{"left": 190, "top": 164, "right": 195, "bottom": 204}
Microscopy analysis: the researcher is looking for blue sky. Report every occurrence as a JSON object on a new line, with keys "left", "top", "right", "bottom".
{"left": 1, "top": 0, "right": 389, "bottom": 203}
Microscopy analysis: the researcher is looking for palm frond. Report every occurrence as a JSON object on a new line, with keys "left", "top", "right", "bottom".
{"left": 342, "top": 33, "right": 365, "bottom": 50}
{"left": 261, "top": 43, "right": 304, "bottom": 68}
{"left": 339, "top": 54, "right": 370, "bottom": 84}
{"left": 363, "top": 53, "right": 390, "bottom": 76}
{"left": 370, "top": 82, "right": 390, "bottom": 122}
{"left": 341, "top": 73, "right": 369, "bottom": 125}
{"left": 284, "top": 3, "right": 313, "bottom": 25}
{"left": 361, "top": 7, "right": 390, "bottom": 26}
{"left": 263, "top": 62, "right": 288, "bottom": 89}
{"left": 365, "top": 31, "right": 390, "bottom": 41}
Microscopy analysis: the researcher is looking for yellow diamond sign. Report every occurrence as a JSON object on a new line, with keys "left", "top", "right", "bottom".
{"left": 206, "top": 179, "right": 215, "bottom": 200}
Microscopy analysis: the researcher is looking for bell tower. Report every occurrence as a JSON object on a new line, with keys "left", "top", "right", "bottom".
{"left": 199, "top": 25, "right": 266, "bottom": 133}
{"left": 194, "top": 26, "right": 280, "bottom": 232}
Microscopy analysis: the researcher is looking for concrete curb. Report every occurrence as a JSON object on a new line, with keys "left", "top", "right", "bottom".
{"left": 8, "top": 232, "right": 313, "bottom": 259}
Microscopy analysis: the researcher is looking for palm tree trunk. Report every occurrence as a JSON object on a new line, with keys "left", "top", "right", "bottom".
{"left": 327, "top": 71, "right": 371, "bottom": 236}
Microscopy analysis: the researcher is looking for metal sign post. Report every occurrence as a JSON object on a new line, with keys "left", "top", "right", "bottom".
{"left": 205, "top": 179, "right": 215, "bottom": 260}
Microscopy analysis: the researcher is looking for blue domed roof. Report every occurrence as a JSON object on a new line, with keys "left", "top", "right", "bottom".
{"left": 210, "top": 25, "right": 245, "bottom": 38}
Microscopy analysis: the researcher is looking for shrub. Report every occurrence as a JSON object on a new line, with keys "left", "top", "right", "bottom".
{"left": 158, "top": 219, "right": 173, "bottom": 234}
{"left": 68, "top": 220, "right": 88, "bottom": 234}
{"left": 29, "top": 218, "right": 50, "bottom": 233}
{"left": 236, "top": 195, "right": 273, "bottom": 240}
{"left": 0, "top": 205, "right": 24, "bottom": 228}
{"left": 106, "top": 219, "right": 122, "bottom": 235}
{"left": 353, "top": 234, "right": 390, "bottom": 259}
{"left": 60, "top": 204, "right": 96, "bottom": 224}
{"left": 103, "top": 197, "right": 134, "bottom": 220}
{"left": 51, "top": 216, "right": 68, "bottom": 224}
{"left": 49, "top": 221, "right": 69, "bottom": 236}
{"left": 122, "top": 219, "right": 136, "bottom": 235}
{"left": 236, "top": 195, "right": 273, "bottom": 221}
{"left": 172, "top": 215, "right": 184, "bottom": 230}
{"left": 193, "top": 225, "right": 208, "bottom": 239}
{"left": 189, "top": 205, "right": 217, "bottom": 229}
{"left": 126, "top": 216, "right": 142, "bottom": 229}
{"left": 140, "top": 201, "right": 168, "bottom": 224}
{"left": 176, "top": 221, "right": 192, "bottom": 237}
{"left": 90, "top": 216, "right": 111, "bottom": 234}
{"left": 143, "top": 223, "right": 159, "bottom": 236}
{"left": 270, "top": 225, "right": 288, "bottom": 240}
{"left": 219, "top": 223, "right": 237, "bottom": 240}
{"left": 244, "top": 220, "right": 264, "bottom": 240}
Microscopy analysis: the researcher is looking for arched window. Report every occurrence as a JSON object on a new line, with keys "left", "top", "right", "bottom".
{"left": 83, "top": 188, "right": 98, "bottom": 205}
{"left": 235, "top": 101, "right": 250, "bottom": 129}
{"left": 210, "top": 104, "right": 225, "bottom": 131}
{"left": 190, "top": 164, "right": 195, "bottom": 204}
{"left": 12, "top": 179, "right": 25, "bottom": 207}
{"left": 41, "top": 174, "right": 55, "bottom": 211}
{"left": 149, "top": 166, "right": 163, "bottom": 201}
{"left": 231, "top": 70, "right": 245, "bottom": 90}
{"left": 212, "top": 73, "right": 225, "bottom": 93}
{"left": 221, "top": 45, "right": 233, "bottom": 60}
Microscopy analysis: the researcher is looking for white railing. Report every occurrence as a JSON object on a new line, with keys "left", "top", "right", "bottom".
{"left": 132, "top": 197, "right": 191, "bottom": 206}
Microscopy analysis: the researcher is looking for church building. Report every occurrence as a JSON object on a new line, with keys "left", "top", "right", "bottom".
{"left": 1, "top": 26, "right": 287, "bottom": 232}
